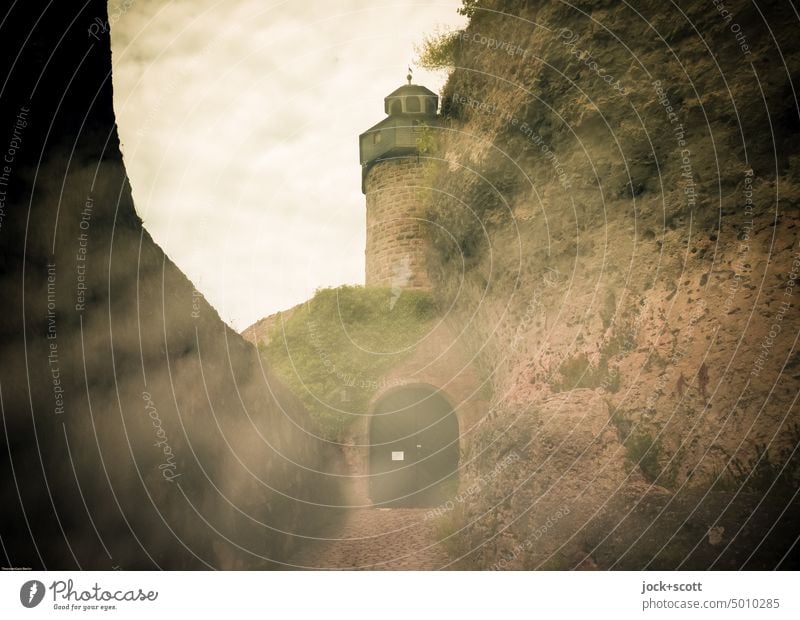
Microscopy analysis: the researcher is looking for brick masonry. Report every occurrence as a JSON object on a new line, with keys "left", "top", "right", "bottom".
{"left": 364, "top": 157, "right": 431, "bottom": 290}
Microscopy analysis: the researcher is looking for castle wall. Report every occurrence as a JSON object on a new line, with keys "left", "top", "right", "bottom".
{"left": 364, "top": 157, "right": 431, "bottom": 290}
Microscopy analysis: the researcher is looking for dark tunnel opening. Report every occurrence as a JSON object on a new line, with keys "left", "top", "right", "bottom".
{"left": 369, "top": 385, "right": 460, "bottom": 508}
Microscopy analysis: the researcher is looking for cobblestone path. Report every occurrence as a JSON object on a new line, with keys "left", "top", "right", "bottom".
{"left": 287, "top": 507, "right": 453, "bottom": 570}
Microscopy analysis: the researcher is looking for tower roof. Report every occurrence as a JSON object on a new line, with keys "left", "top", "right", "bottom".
{"left": 384, "top": 83, "right": 438, "bottom": 100}
{"left": 383, "top": 81, "right": 439, "bottom": 117}
{"left": 359, "top": 79, "right": 440, "bottom": 191}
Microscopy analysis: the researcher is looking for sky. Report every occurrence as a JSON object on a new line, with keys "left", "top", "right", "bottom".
{"left": 110, "top": 0, "right": 466, "bottom": 330}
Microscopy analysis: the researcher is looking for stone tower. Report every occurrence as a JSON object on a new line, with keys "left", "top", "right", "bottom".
{"left": 358, "top": 76, "right": 439, "bottom": 290}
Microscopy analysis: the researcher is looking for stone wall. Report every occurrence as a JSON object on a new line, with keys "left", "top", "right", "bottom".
{"left": 364, "top": 157, "right": 431, "bottom": 290}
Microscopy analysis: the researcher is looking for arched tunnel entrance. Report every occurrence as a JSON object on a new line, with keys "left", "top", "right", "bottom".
{"left": 369, "top": 385, "right": 459, "bottom": 507}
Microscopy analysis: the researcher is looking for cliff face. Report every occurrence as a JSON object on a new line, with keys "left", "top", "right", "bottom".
{"left": 424, "top": 0, "right": 800, "bottom": 568}
{"left": 0, "top": 2, "right": 341, "bottom": 569}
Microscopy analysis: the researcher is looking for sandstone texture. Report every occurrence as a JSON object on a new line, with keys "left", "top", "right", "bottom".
{"left": 421, "top": 0, "right": 800, "bottom": 568}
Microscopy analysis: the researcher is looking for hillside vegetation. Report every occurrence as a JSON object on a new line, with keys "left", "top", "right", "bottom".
{"left": 259, "top": 286, "right": 438, "bottom": 440}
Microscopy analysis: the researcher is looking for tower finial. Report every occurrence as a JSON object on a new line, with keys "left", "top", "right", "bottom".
{"left": 407, "top": 66, "right": 413, "bottom": 85}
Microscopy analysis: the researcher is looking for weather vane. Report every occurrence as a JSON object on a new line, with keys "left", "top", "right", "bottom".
{"left": 407, "top": 66, "right": 413, "bottom": 84}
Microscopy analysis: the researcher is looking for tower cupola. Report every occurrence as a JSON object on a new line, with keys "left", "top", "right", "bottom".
{"left": 383, "top": 83, "right": 439, "bottom": 117}
{"left": 359, "top": 78, "right": 439, "bottom": 191}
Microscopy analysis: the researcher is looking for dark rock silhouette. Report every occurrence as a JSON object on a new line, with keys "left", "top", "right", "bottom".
{"left": 0, "top": 1, "right": 342, "bottom": 569}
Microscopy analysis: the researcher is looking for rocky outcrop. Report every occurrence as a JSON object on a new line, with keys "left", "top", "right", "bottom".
{"left": 454, "top": 390, "right": 647, "bottom": 569}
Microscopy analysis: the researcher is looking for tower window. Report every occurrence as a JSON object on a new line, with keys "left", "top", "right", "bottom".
{"left": 390, "top": 100, "right": 402, "bottom": 115}
{"left": 405, "top": 96, "right": 421, "bottom": 113}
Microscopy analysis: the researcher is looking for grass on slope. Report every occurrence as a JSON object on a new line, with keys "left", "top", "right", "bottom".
{"left": 259, "top": 285, "right": 438, "bottom": 441}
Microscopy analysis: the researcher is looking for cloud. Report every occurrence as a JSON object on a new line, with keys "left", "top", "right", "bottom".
{"left": 111, "top": 0, "right": 466, "bottom": 330}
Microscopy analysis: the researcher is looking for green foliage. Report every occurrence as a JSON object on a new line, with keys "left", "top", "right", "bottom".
{"left": 458, "top": 0, "right": 480, "bottom": 17}
{"left": 661, "top": 446, "right": 685, "bottom": 489}
{"left": 259, "top": 286, "right": 438, "bottom": 441}
{"left": 415, "top": 122, "right": 437, "bottom": 155}
{"left": 609, "top": 406, "right": 631, "bottom": 440}
{"left": 557, "top": 353, "right": 593, "bottom": 389}
{"left": 624, "top": 431, "right": 663, "bottom": 483}
{"left": 415, "top": 30, "right": 461, "bottom": 70}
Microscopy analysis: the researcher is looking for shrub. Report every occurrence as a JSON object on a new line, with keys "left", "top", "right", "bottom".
{"left": 458, "top": 0, "right": 481, "bottom": 17}
{"left": 624, "top": 431, "right": 662, "bottom": 482}
{"left": 415, "top": 29, "right": 461, "bottom": 70}
{"left": 551, "top": 353, "right": 620, "bottom": 393}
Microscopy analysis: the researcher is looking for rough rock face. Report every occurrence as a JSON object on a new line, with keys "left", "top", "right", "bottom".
{"left": 0, "top": 2, "right": 342, "bottom": 569}
{"left": 424, "top": 0, "right": 800, "bottom": 567}
{"left": 453, "top": 390, "right": 648, "bottom": 569}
